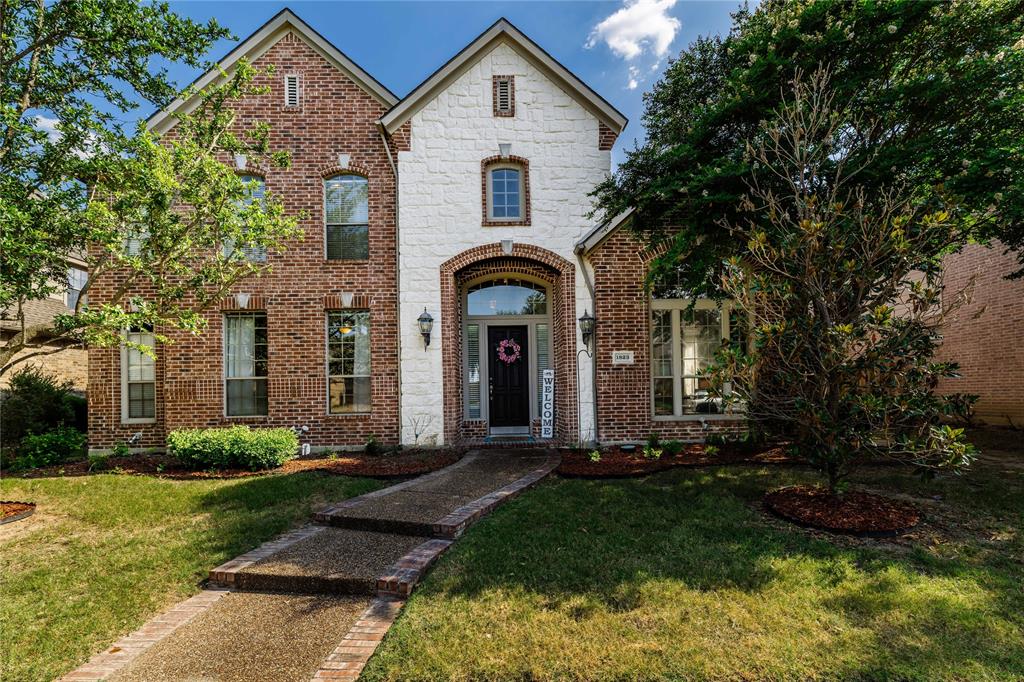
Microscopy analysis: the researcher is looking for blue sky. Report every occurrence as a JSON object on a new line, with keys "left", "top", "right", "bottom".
{"left": 156, "top": 1, "right": 741, "bottom": 164}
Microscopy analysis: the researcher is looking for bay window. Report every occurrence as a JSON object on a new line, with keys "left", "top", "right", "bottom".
{"left": 651, "top": 300, "right": 731, "bottom": 416}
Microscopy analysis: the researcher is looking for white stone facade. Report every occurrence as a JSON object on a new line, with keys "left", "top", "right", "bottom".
{"left": 397, "top": 41, "right": 609, "bottom": 445}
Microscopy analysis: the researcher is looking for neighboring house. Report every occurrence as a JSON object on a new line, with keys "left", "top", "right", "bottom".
{"left": 81, "top": 9, "right": 739, "bottom": 452}
{"left": 935, "top": 242, "right": 1024, "bottom": 427}
{"left": 0, "top": 256, "right": 89, "bottom": 391}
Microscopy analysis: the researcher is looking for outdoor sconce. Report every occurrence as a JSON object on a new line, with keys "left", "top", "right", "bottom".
{"left": 578, "top": 310, "right": 596, "bottom": 348}
{"left": 499, "top": 143, "right": 511, "bottom": 158}
{"left": 417, "top": 308, "right": 434, "bottom": 349}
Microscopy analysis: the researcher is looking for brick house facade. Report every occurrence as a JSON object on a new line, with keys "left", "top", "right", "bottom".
{"left": 935, "top": 242, "right": 1024, "bottom": 427}
{"left": 86, "top": 9, "right": 1018, "bottom": 454}
{"left": 88, "top": 13, "right": 404, "bottom": 450}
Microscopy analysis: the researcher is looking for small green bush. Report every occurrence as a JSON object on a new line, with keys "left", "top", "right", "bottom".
{"left": 167, "top": 426, "right": 298, "bottom": 471}
{"left": 88, "top": 451, "right": 111, "bottom": 471}
{"left": 364, "top": 434, "right": 381, "bottom": 457}
{"left": 662, "top": 439, "right": 684, "bottom": 457}
{"left": 0, "top": 366, "right": 81, "bottom": 452}
{"left": 15, "top": 426, "right": 87, "bottom": 469}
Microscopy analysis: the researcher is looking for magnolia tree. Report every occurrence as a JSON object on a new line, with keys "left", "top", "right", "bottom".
{"left": 706, "top": 71, "right": 976, "bottom": 492}
{"left": 1, "top": 0, "right": 300, "bottom": 374}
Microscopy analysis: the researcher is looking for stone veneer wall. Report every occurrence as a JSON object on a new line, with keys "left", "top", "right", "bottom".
{"left": 935, "top": 242, "right": 1024, "bottom": 426}
{"left": 87, "top": 31, "right": 407, "bottom": 450}
{"left": 588, "top": 227, "right": 745, "bottom": 443}
{"left": 397, "top": 41, "right": 609, "bottom": 445}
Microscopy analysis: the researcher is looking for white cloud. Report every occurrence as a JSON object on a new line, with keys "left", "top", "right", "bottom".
{"left": 586, "top": 0, "right": 681, "bottom": 61}
{"left": 627, "top": 66, "right": 640, "bottom": 90}
{"left": 35, "top": 115, "right": 62, "bottom": 143}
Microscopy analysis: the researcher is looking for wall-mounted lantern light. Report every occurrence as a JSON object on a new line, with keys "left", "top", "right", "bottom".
{"left": 499, "top": 143, "right": 511, "bottom": 158}
{"left": 578, "top": 310, "right": 596, "bottom": 348}
{"left": 417, "top": 308, "right": 434, "bottom": 349}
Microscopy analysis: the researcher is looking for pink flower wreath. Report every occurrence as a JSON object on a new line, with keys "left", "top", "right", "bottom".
{"left": 496, "top": 338, "right": 521, "bottom": 364}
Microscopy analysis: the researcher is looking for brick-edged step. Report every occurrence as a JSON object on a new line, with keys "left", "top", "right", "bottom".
{"left": 317, "top": 450, "right": 561, "bottom": 540}
{"left": 216, "top": 527, "right": 431, "bottom": 595}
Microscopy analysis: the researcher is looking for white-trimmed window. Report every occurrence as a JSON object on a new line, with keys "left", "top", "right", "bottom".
{"left": 66, "top": 266, "right": 88, "bottom": 310}
{"left": 223, "top": 175, "right": 267, "bottom": 262}
{"left": 651, "top": 299, "right": 731, "bottom": 417}
{"left": 327, "top": 311, "right": 370, "bottom": 413}
{"left": 325, "top": 175, "right": 369, "bottom": 260}
{"left": 121, "top": 326, "right": 156, "bottom": 422}
{"left": 224, "top": 312, "right": 268, "bottom": 416}
{"left": 284, "top": 74, "right": 300, "bottom": 107}
{"left": 487, "top": 166, "right": 523, "bottom": 220}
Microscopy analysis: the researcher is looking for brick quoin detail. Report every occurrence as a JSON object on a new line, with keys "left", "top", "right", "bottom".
{"left": 439, "top": 243, "right": 577, "bottom": 444}
{"left": 480, "top": 155, "right": 531, "bottom": 227}
{"left": 598, "top": 123, "right": 618, "bottom": 151}
{"left": 87, "top": 31, "right": 401, "bottom": 450}
{"left": 935, "top": 241, "right": 1024, "bottom": 426}
{"left": 588, "top": 228, "right": 744, "bottom": 442}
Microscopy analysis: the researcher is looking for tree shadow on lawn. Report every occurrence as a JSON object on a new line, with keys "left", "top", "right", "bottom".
{"left": 412, "top": 463, "right": 1023, "bottom": 678}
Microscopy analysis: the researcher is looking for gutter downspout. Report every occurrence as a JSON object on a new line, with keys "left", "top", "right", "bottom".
{"left": 378, "top": 122, "right": 402, "bottom": 444}
{"left": 575, "top": 248, "right": 599, "bottom": 445}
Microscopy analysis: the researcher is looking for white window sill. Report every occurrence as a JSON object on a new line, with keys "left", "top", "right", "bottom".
{"left": 327, "top": 411, "right": 372, "bottom": 417}
{"left": 121, "top": 418, "right": 157, "bottom": 425}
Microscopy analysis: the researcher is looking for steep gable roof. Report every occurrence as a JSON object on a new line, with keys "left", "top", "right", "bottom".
{"left": 147, "top": 8, "right": 398, "bottom": 135}
{"left": 379, "top": 18, "right": 628, "bottom": 136}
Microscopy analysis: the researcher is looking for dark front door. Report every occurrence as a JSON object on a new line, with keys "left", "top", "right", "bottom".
{"left": 488, "top": 325, "right": 530, "bottom": 428}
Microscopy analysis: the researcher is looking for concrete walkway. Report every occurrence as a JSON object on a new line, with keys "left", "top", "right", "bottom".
{"left": 62, "top": 449, "right": 559, "bottom": 682}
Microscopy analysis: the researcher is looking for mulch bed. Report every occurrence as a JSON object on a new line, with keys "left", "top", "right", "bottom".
{"left": 557, "top": 443, "right": 797, "bottom": 478}
{"left": 1, "top": 501, "right": 36, "bottom": 524}
{"left": 10, "top": 450, "right": 462, "bottom": 480}
{"left": 763, "top": 485, "right": 921, "bottom": 537}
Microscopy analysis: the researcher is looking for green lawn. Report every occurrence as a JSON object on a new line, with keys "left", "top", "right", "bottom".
{"left": 365, "top": 436, "right": 1024, "bottom": 681}
{"left": 0, "top": 471, "right": 381, "bottom": 682}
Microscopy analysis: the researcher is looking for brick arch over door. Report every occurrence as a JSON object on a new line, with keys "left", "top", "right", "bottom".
{"left": 440, "top": 243, "right": 577, "bottom": 444}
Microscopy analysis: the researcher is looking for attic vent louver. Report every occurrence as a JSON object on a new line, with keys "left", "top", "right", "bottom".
{"left": 284, "top": 75, "right": 300, "bottom": 107}
{"left": 493, "top": 76, "right": 513, "bottom": 116}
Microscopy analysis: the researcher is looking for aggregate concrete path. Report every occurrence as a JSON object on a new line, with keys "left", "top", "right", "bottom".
{"left": 64, "top": 449, "right": 560, "bottom": 682}
{"left": 107, "top": 592, "right": 369, "bottom": 682}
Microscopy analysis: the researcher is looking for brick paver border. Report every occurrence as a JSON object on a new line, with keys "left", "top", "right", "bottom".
{"left": 311, "top": 597, "right": 405, "bottom": 681}
{"left": 431, "top": 450, "right": 560, "bottom": 538}
{"left": 58, "top": 588, "right": 230, "bottom": 681}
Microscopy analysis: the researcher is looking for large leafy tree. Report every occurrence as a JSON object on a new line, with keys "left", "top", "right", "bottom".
{"left": 0, "top": 1, "right": 300, "bottom": 373}
{"left": 593, "top": 0, "right": 1024, "bottom": 291}
{"left": 707, "top": 70, "right": 976, "bottom": 492}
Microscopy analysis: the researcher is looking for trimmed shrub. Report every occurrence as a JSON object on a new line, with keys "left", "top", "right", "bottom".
{"left": 0, "top": 366, "right": 80, "bottom": 452}
{"left": 167, "top": 426, "right": 298, "bottom": 471}
{"left": 14, "top": 426, "right": 87, "bottom": 470}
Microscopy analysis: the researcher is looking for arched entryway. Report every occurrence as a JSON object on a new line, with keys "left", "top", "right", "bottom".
{"left": 440, "top": 243, "right": 576, "bottom": 445}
